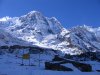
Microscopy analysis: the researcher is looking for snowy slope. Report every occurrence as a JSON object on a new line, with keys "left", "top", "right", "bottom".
{"left": 0, "top": 28, "right": 31, "bottom": 46}
{"left": 0, "top": 11, "right": 100, "bottom": 55}
{"left": 83, "top": 25, "right": 100, "bottom": 42}
{"left": 69, "top": 26, "right": 100, "bottom": 52}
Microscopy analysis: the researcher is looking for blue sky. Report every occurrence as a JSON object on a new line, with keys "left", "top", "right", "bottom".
{"left": 0, "top": 0, "right": 100, "bottom": 28}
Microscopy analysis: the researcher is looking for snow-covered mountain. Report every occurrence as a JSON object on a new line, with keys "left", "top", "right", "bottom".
{"left": 0, "top": 11, "right": 100, "bottom": 55}
{"left": 0, "top": 28, "right": 31, "bottom": 46}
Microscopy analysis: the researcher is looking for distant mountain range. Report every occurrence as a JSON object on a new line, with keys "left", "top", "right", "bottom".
{"left": 0, "top": 11, "right": 100, "bottom": 55}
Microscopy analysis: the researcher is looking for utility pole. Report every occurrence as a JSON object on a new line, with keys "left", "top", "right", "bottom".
{"left": 21, "top": 49, "right": 24, "bottom": 65}
{"left": 29, "top": 49, "right": 30, "bottom": 66}
{"left": 39, "top": 50, "right": 41, "bottom": 67}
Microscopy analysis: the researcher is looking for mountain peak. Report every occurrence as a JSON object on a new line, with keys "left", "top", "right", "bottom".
{"left": 51, "top": 17, "right": 58, "bottom": 21}
{"left": 0, "top": 16, "right": 11, "bottom": 21}
{"left": 5, "top": 10, "right": 63, "bottom": 36}
{"left": 28, "top": 11, "right": 41, "bottom": 14}
{"left": 27, "top": 10, "right": 43, "bottom": 18}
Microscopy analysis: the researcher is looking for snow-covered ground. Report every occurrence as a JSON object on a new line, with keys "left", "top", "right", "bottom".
{"left": 0, "top": 54, "right": 99, "bottom": 75}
